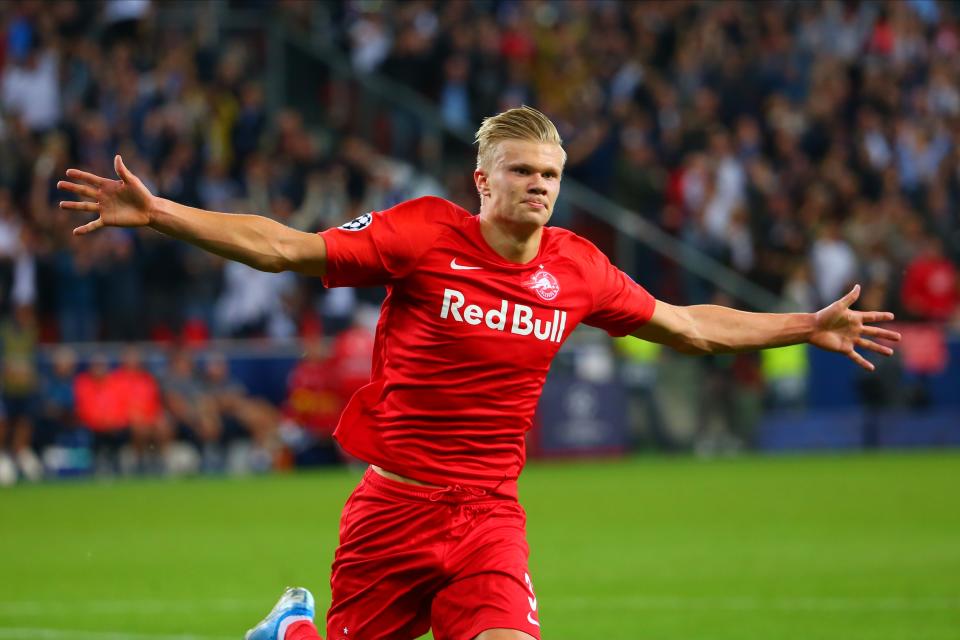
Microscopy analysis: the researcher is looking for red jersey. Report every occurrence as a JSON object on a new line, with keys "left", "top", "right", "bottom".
{"left": 901, "top": 256, "right": 958, "bottom": 321}
{"left": 320, "top": 196, "right": 655, "bottom": 488}
{"left": 110, "top": 368, "right": 162, "bottom": 427}
{"left": 74, "top": 373, "right": 127, "bottom": 432}
{"left": 284, "top": 359, "right": 344, "bottom": 436}
{"left": 330, "top": 325, "right": 375, "bottom": 399}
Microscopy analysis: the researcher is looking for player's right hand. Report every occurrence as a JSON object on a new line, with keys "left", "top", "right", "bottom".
{"left": 58, "top": 154, "right": 154, "bottom": 235}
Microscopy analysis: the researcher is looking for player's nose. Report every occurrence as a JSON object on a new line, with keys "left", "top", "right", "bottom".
{"left": 527, "top": 182, "right": 547, "bottom": 195}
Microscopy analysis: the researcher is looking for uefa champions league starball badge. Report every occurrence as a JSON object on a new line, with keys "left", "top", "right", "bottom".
{"left": 339, "top": 213, "right": 373, "bottom": 231}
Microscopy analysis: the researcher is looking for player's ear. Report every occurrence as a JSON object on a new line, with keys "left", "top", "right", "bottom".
{"left": 474, "top": 168, "right": 491, "bottom": 198}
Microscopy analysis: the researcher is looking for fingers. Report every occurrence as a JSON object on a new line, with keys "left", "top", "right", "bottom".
{"left": 856, "top": 337, "right": 894, "bottom": 356}
{"left": 114, "top": 154, "right": 144, "bottom": 190}
{"left": 115, "top": 154, "right": 129, "bottom": 181}
{"left": 848, "top": 331, "right": 898, "bottom": 372}
{"left": 861, "top": 325, "right": 902, "bottom": 342}
{"left": 859, "top": 311, "right": 895, "bottom": 323}
{"left": 847, "top": 348, "right": 875, "bottom": 371}
{"left": 73, "top": 218, "right": 104, "bottom": 235}
{"left": 58, "top": 175, "right": 102, "bottom": 233}
{"left": 57, "top": 180, "right": 98, "bottom": 199}
{"left": 841, "top": 284, "right": 861, "bottom": 307}
{"left": 64, "top": 168, "right": 108, "bottom": 186}
{"left": 59, "top": 200, "right": 99, "bottom": 212}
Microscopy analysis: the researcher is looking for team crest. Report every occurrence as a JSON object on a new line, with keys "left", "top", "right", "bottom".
{"left": 339, "top": 213, "right": 373, "bottom": 231}
{"left": 524, "top": 269, "right": 560, "bottom": 301}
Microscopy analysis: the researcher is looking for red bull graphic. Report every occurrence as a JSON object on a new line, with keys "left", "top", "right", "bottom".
{"left": 440, "top": 289, "right": 567, "bottom": 343}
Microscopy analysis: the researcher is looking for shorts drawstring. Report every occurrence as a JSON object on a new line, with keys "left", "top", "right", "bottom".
{"left": 424, "top": 485, "right": 491, "bottom": 539}
{"left": 428, "top": 484, "right": 489, "bottom": 502}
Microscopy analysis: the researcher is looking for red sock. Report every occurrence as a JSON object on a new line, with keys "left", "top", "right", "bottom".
{"left": 285, "top": 620, "right": 322, "bottom": 640}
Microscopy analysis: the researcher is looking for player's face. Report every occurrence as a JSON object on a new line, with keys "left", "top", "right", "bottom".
{"left": 475, "top": 140, "right": 564, "bottom": 231}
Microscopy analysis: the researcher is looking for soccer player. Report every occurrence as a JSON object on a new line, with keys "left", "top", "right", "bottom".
{"left": 58, "top": 107, "right": 900, "bottom": 640}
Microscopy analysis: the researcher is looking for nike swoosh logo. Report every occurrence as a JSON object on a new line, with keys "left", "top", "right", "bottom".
{"left": 450, "top": 258, "right": 482, "bottom": 271}
{"left": 527, "top": 613, "right": 540, "bottom": 627}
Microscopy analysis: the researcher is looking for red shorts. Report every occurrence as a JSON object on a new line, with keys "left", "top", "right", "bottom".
{"left": 327, "top": 467, "right": 542, "bottom": 640}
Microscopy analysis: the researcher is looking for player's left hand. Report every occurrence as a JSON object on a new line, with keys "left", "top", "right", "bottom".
{"left": 810, "top": 284, "right": 901, "bottom": 371}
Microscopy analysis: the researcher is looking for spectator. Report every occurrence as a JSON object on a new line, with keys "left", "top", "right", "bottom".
{"left": 0, "top": 188, "right": 23, "bottom": 317}
{"left": 281, "top": 337, "right": 344, "bottom": 466}
{"left": 330, "top": 309, "right": 376, "bottom": 402}
{"left": 233, "top": 81, "right": 267, "bottom": 168}
{"left": 901, "top": 235, "right": 959, "bottom": 322}
{"left": 73, "top": 353, "right": 128, "bottom": 473}
{"left": 810, "top": 220, "right": 858, "bottom": 307}
{"left": 37, "top": 345, "right": 79, "bottom": 452}
{"left": 613, "top": 127, "right": 666, "bottom": 217}
{"left": 1, "top": 38, "right": 60, "bottom": 134}
{"left": 0, "top": 303, "right": 42, "bottom": 482}
{"left": 201, "top": 352, "right": 279, "bottom": 473}
{"left": 100, "top": 0, "right": 151, "bottom": 50}
{"left": 347, "top": 9, "right": 391, "bottom": 73}
{"left": 111, "top": 346, "right": 170, "bottom": 474}
{"left": 159, "top": 349, "right": 222, "bottom": 471}
{"left": 213, "top": 261, "right": 298, "bottom": 339}
{"left": 52, "top": 236, "right": 99, "bottom": 342}
{"left": 0, "top": 408, "right": 13, "bottom": 486}
{"left": 439, "top": 55, "right": 471, "bottom": 132}
{"left": 97, "top": 228, "right": 143, "bottom": 341}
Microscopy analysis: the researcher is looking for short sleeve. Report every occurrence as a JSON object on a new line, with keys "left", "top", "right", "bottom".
{"left": 320, "top": 196, "right": 457, "bottom": 288}
{"left": 580, "top": 241, "right": 656, "bottom": 337}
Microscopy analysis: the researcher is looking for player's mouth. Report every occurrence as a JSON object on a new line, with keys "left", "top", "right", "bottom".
{"left": 523, "top": 199, "right": 547, "bottom": 210}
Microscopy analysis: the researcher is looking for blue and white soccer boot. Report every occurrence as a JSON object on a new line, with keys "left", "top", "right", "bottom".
{"left": 245, "top": 587, "right": 316, "bottom": 640}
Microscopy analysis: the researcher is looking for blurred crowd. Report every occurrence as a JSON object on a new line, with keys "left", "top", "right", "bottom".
{"left": 0, "top": 0, "right": 434, "bottom": 348}
{"left": 0, "top": 0, "right": 956, "bottom": 345}
{"left": 319, "top": 0, "right": 960, "bottom": 452}
{"left": 2, "top": 0, "right": 960, "bottom": 476}
{"left": 0, "top": 321, "right": 374, "bottom": 486}
{"left": 323, "top": 0, "right": 960, "bottom": 321}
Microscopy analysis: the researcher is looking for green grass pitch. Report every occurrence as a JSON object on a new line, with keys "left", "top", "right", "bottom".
{"left": 1, "top": 452, "right": 958, "bottom": 640}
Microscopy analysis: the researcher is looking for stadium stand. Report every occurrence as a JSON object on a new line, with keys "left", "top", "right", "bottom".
{"left": 0, "top": 0, "right": 957, "bottom": 482}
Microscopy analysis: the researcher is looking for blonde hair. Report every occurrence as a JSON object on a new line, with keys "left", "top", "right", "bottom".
{"left": 475, "top": 105, "right": 565, "bottom": 170}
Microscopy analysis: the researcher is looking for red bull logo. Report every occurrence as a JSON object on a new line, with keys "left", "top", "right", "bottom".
{"left": 440, "top": 289, "right": 567, "bottom": 343}
{"left": 524, "top": 270, "right": 560, "bottom": 301}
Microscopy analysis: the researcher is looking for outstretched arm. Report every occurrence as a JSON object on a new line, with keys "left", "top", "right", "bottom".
{"left": 58, "top": 155, "right": 327, "bottom": 276}
{"left": 632, "top": 285, "right": 901, "bottom": 371}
